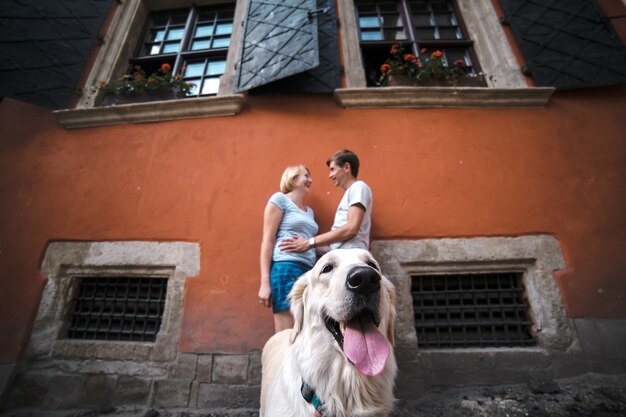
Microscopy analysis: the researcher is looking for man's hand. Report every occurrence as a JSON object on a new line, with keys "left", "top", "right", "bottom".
{"left": 279, "top": 235, "right": 309, "bottom": 253}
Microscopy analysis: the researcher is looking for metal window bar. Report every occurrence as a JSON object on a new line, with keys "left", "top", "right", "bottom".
{"left": 67, "top": 277, "right": 168, "bottom": 342}
{"left": 411, "top": 272, "right": 536, "bottom": 349}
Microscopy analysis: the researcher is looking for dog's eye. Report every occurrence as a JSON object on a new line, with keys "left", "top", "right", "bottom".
{"left": 367, "top": 261, "right": 379, "bottom": 270}
{"left": 321, "top": 263, "right": 334, "bottom": 274}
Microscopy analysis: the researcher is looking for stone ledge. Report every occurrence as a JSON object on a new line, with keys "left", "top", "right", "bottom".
{"left": 334, "top": 86, "right": 555, "bottom": 108}
{"left": 53, "top": 94, "right": 245, "bottom": 129}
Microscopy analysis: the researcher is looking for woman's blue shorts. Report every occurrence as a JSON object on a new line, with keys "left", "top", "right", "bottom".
{"left": 270, "top": 261, "right": 310, "bottom": 313}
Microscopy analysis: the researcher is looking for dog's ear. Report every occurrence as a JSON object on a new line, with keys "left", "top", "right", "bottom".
{"left": 385, "top": 280, "right": 397, "bottom": 347}
{"left": 288, "top": 272, "right": 309, "bottom": 343}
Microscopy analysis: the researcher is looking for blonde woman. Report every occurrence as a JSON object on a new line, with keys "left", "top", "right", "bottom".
{"left": 258, "top": 165, "right": 319, "bottom": 332}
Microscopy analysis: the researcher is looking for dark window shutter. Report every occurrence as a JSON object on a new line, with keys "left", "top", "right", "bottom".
{"left": 235, "top": 0, "right": 323, "bottom": 92}
{"left": 247, "top": 0, "right": 341, "bottom": 94}
{"left": 500, "top": 0, "right": 626, "bottom": 90}
{"left": 0, "top": 0, "right": 113, "bottom": 109}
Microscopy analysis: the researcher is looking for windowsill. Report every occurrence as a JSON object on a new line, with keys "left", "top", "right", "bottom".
{"left": 334, "top": 86, "right": 555, "bottom": 109}
{"left": 53, "top": 94, "right": 245, "bottom": 129}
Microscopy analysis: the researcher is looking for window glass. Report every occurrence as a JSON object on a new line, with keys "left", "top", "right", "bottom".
{"left": 355, "top": 0, "right": 480, "bottom": 86}
{"left": 131, "top": 4, "right": 233, "bottom": 98}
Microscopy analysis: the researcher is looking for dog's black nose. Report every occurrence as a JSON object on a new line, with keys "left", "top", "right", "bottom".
{"left": 346, "top": 266, "right": 381, "bottom": 294}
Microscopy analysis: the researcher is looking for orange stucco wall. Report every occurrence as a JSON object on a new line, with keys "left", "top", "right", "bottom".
{"left": 1, "top": 85, "right": 625, "bottom": 362}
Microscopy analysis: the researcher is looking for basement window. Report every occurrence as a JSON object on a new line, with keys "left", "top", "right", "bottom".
{"left": 30, "top": 241, "right": 200, "bottom": 362}
{"left": 411, "top": 272, "right": 536, "bottom": 349}
{"left": 66, "top": 276, "right": 169, "bottom": 342}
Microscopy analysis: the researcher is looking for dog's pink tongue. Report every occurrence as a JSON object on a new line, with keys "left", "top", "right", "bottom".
{"left": 344, "top": 315, "right": 390, "bottom": 376}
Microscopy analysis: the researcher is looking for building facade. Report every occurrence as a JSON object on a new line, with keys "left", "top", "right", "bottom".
{"left": 1, "top": 0, "right": 625, "bottom": 412}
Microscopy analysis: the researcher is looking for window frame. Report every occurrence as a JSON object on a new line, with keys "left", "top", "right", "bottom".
{"left": 369, "top": 236, "right": 575, "bottom": 353}
{"left": 355, "top": 0, "right": 484, "bottom": 87}
{"left": 54, "top": 0, "right": 246, "bottom": 129}
{"left": 335, "top": 0, "right": 556, "bottom": 108}
{"left": 28, "top": 241, "right": 200, "bottom": 362}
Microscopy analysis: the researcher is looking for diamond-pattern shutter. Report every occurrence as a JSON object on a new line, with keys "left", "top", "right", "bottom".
{"left": 0, "top": 0, "right": 113, "bottom": 109}
{"left": 500, "top": 0, "right": 626, "bottom": 90}
{"left": 235, "top": 0, "right": 321, "bottom": 92}
{"left": 248, "top": 0, "right": 341, "bottom": 94}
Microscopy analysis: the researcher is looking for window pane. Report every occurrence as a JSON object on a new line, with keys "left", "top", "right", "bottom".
{"left": 195, "top": 24, "right": 213, "bottom": 37}
{"left": 184, "top": 62, "right": 205, "bottom": 77}
{"left": 359, "top": 16, "right": 382, "bottom": 28}
{"left": 150, "top": 45, "right": 161, "bottom": 55}
{"left": 170, "top": 12, "right": 189, "bottom": 25}
{"left": 212, "top": 37, "right": 230, "bottom": 49}
{"left": 357, "top": 3, "right": 377, "bottom": 13}
{"left": 415, "top": 28, "right": 436, "bottom": 39}
{"left": 382, "top": 15, "right": 403, "bottom": 27}
{"left": 378, "top": 3, "right": 398, "bottom": 12}
{"left": 162, "top": 42, "right": 181, "bottom": 53}
{"left": 186, "top": 78, "right": 201, "bottom": 95}
{"left": 361, "top": 30, "right": 383, "bottom": 41}
{"left": 152, "top": 29, "right": 166, "bottom": 42}
{"left": 439, "top": 27, "right": 460, "bottom": 39}
{"left": 413, "top": 13, "right": 432, "bottom": 26}
{"left": 201, "top": 78, "right": 220, "bottom": 95}
{"left": 191, "top": 39, "right": 211, "bottom": 50}
{"left": 431, "top": 1, "right": 451, "bottom": 12}
{"left": 384, "top": 29, "right": 406, "bottom": 40}
{"left": 434, "top": 13, "right": 453, "bottom": 25}
{"left": 206, "top": 60, "right": 226, "bottom": 75}
{"left": 215, "top": 23, "right": 232, "bottom": 35}
{"left": 166, "top": 28, "right": 184, "bottom": 40}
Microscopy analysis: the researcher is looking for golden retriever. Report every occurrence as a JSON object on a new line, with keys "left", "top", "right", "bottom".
{"left": 260, "top": 249, "right": 397, "bottom": 417}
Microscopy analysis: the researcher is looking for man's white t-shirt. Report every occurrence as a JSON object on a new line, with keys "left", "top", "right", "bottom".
{"left": 330, "top": 180, "right": 373, "bottom": 250}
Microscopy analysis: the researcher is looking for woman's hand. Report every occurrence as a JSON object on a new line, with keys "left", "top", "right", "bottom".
{"left": 258, "top": 283, "right": 272, "bottom": 308}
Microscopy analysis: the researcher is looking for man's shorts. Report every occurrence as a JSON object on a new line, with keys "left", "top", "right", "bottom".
{"left": 269, "top": 260, "right": 310, "bottom": 313}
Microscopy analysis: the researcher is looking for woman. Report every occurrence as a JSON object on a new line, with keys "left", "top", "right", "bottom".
{"left": 258, "top": 165, "right": 319, "bottom": 332}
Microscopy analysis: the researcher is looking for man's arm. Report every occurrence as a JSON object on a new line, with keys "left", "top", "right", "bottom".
{"left": 279, "top": 204, "right": 366, "bottom": 253}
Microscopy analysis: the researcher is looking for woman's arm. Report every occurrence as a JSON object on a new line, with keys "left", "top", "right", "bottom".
{"left": 259, "top": 203, "right": 283, "bottom": 308}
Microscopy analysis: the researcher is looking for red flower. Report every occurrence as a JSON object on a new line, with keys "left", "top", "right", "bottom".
{"left": 380, "top": 63, "right": 391, "bottom": 73}
{"left": 420, "top": 48, "right": 427, "bottom": 54}
{"left": 160, "top": 63, "right": 172, "bottom": 72}
{"left": 403, "top": 53, "right": 415, "bottom": 62}
{"left": 454, "top": 59, "right": 465, "bottom": 67}
{"left": 431, "top": 50, "right": 443, "bottom": 59}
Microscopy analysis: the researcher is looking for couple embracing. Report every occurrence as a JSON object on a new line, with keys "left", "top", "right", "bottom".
{"left": 258, "top": 149, "right": 373, "bottom": 332}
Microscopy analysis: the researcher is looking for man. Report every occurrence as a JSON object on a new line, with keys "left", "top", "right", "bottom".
{"left": 280, "top": 149, "right": 373, "bottom": 253}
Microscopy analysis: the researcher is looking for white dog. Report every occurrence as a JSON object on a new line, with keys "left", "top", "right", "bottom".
{"left": 260, "top": 249, "right": 397, "bottom": 417}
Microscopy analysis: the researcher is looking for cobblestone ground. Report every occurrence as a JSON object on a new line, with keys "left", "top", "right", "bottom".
{"left": 2, "top": 373, "right": 625, "bottom": 417}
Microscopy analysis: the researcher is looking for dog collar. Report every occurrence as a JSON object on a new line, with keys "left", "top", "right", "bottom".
{"left": 301, "top": 380, "right": 328, "bottom": 416}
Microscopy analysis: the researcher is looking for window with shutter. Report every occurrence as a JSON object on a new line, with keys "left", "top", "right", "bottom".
{"left": 235, "top": 0, "right": 340, "bottom": 92}
{"left": 500, "top": 0, "right": 626, "bottom": 90}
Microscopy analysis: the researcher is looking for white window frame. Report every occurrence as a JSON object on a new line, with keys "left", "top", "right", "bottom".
{"left": 54, "top": 0, "right": 247, "bottom": 129}
{"left": 335, "top": 0, "right": 555, "bottom": 108}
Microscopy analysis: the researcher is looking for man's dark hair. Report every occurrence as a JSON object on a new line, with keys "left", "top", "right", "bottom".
{"left": 326, "top": 149, "right": 360, "bottom": 178}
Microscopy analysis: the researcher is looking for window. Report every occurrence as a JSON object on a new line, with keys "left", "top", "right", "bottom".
{"left": 355, "top": 0, "right": 481, "bottom": 86}
{"left": 67, "top": 276, "right": 169, "bottom": 342}
{"left": 29, "top": 241, "right": 200, "bottom": 361}
{"left": 412, "top": 272, "right": 536, "bottom": 349}
{"left": 370, "top": 236, "right": 575, "bottom": 353}
{"left": 131, "top": 4, "right": 234, "bottom": 97}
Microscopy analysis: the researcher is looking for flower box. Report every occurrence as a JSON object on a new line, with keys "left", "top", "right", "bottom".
{"left": 387, "top": 75, "right": 488, "bottom": 87}
{"left": 99, "top": 89, "right": 186, "bottom": 106}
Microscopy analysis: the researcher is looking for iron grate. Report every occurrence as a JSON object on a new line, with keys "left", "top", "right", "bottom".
{"left": 411, "top": 272, "right": 536, "bottom": 349}
{"left": 67, "top": 276, "right": 168, "bottom": 342}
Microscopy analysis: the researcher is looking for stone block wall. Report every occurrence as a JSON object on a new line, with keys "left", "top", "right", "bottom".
{"left": 2, "top": 352, "right": 262, "bottom": 412}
